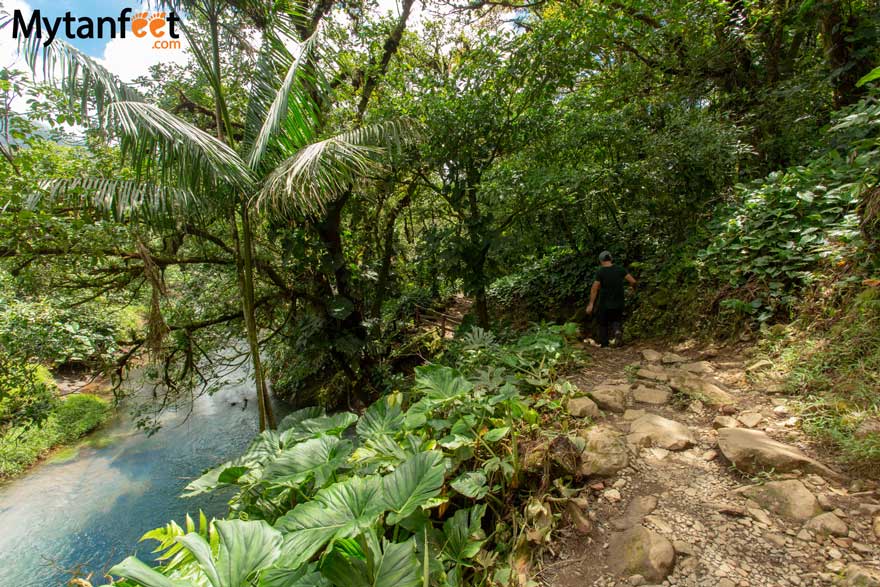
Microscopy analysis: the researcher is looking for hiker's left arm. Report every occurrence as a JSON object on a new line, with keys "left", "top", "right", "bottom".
{"left": 587, "top": 280, "right": 600, "bottom": 314}
{"left": 626, "top": 273, "right": 637, "bottom": 289}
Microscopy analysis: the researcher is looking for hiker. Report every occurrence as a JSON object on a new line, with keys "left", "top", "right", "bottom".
{"left": 586, "top": 251, "right": 637, "bottom": 347}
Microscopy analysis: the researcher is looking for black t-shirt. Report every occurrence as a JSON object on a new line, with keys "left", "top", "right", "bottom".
{"left": 594, "top": 264, "right": 629, "bottom": 311}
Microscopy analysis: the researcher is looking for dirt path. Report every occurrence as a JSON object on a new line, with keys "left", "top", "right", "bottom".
{"left": 538, "top": 341, "right": 880, "bottom": 587}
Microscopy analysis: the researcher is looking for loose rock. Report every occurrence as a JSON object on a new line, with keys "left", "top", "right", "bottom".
{"left": 713, "top": 415, "right": 740, "bottom": 429}
{"left": 607, "top": 526, "right": 675, "bottom": 583}
{"left": 737, "top": 411, "right": 763, "bottom": 428}
{"left": 589, "top": 384, "right": 629, "bottom": 413}
{"left": 845, "top": 563, "right": 880, "bottom": 587}
{"left": 661, "top": 352, "right": 688, "bottom": 364}
{"left": 641, "top": 349, "right": 662, "bottom": 362}
{"left": 628, "top": 414, "right": 696, "bottom": 451}
{"left": 741, "top": 480, "right": 822, "bottom": 521}
{"left": 577, "top": 424, "right": 630, "bottom": 477}
{"left": 805, "top": 512, "right": 848, "bottom": 536}
{"left": 568, "top": 396, "right": 601, "bottom": 419}
{"left": 717, "top": 428, "right": 842, "bottom": 479}
{"left": 631, "top": 385, "right": 670, "bottom": 405}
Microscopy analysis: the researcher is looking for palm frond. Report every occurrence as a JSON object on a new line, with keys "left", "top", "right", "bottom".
{"left": 246, "top": 31, "right": 321, "bottom": 170}
{"left": 36, "top": 178, "right": 201, "bottom": 224}
{"left": 255, "top": 119, "right": 418, "bottom": 215}
{"left": 106, "top": 101, "right": 254, "bottom": 194}
{"left": 0, "top": 19, "right": 143, "bottom": 118}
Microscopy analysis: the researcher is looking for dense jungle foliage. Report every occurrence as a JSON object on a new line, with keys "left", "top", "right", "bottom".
{"left": 2, "top": 0, "right": 880, "bottom": 584}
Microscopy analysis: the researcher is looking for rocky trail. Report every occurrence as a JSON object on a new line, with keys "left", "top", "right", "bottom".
{"left": 536, "top": 342, "right": 880, "bottom": 587}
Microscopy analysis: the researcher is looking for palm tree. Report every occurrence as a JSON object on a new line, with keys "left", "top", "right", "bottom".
{"left": 9, "top": 2, "right": 408, "bottom": 430}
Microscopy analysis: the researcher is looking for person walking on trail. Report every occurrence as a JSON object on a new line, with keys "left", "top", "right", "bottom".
{"left": 586, "top": 251, "right": 637, "bottom": 348}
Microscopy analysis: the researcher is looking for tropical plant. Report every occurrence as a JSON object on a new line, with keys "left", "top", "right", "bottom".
{"left": 5, "top": 3, "right": 412, "bottom": 430}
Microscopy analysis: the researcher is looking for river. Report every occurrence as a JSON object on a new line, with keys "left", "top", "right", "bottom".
{"left": 0, "top": 369, "right": 285, "bottom": 586}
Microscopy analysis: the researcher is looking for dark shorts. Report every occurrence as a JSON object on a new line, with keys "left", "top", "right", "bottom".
{"left": 597, "top": 307, "right": 624, "bottom": 347}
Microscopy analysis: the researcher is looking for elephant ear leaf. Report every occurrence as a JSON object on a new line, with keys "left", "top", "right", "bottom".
{"left": 107, "top": 556, "right": 190, "bottom": 587}
{"left": 321, "top": 537, "right": 420, "bottom": 587}
{"left": 262, "top": 435, "right": 353, "bottom": 489}
{"left": 380, "top": 451, "right": 446, "bottom": 525}
{"left": 213, "top": 520, "right": 282, "bottom": 587}
{"left": 174, "top": 520, "right": 281, "bottom": 587}
{"left": 275, "top": 475, "right": 384, "bottom": 568}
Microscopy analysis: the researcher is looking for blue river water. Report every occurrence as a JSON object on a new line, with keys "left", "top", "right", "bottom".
{"left": 0, "top": 371, "right": 286, "bottom": 587}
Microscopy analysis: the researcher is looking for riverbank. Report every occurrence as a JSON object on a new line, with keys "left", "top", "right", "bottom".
{"left": 0, "top": 386, "right": 111, "bottom": 480}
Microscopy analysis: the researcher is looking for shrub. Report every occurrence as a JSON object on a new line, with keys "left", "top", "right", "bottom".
{"left": 53, "top": 394, "right": 110, "bottom": 443}
{"left": 0, "top": 354, "right": 58, "bottom": 431}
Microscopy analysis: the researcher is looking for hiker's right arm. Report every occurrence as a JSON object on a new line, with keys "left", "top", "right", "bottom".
{"left": 586, "top": 281, "right": 600, "bottom": 314}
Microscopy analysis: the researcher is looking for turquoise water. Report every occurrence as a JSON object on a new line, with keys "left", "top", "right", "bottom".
{"left": 0, "top": 373, "right": 283, "bottom": 586}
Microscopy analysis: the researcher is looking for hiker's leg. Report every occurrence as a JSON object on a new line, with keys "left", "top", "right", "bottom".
{"left": 597, "top": 310, "right": 610, "bottom": 347}
{"left": 610, "top": 309, "right": 624, "bottom": 343}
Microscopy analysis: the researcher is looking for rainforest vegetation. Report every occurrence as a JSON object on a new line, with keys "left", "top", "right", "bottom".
{"left": 1, "top": 0, "right": 880, "bottom": 585}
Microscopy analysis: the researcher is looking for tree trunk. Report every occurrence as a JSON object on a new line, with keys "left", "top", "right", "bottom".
{"left": 232, "top": 204, "right": 276, "bottom": 431}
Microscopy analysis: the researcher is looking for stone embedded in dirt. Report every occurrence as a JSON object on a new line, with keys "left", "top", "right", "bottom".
{"left": 628, "top": 414, "right": 696, "bottom": 451}
{"left": 772, "top": 404, "right": 790, "bottom": 416}
{"left": 641, "top": 349, "right": 662, "bottom": 362}
{"left": 589, "top": 384, "right": 629, "bottom": 413}
{"left": 624, "top": 409, "right": 646, "bottom": 421}
{"left": 855, "top": 418, "right": 880, "bottom": 440}
{"left": 568, "top": 396, "right": 600, "bottom": 419}
{"left": 604, "top": 488, "right": 622, "bottom": 502}
{"left": 607, "top": 526, "right": 675, "bottom": 583}
{"left": 612, "top": 495, "right": 659, "bottom": 530}
{"left": 661, "top": 352, "right": 688, "bottom": 364}
{"left": 806, "top": 512, "right": 849, "bottom": 536}
{"left": 577, "top": 424, "right": 630, "bottom": 477}
{"left": 713, "top": 415, "right": 740, "bottom": 429}
{"left": 637, "top": 367, "right": 670, "bottom": 382}
{"left": 748, "top": 507, "right": 773, "bottom": 525}
{"left": 702, "top": 449, "right": 718, "bottom": 461}
{"left": 741, "top": 480, "right": 822, "bottom": 521}
{"left": 874, "top": 515, "right": 880, "bottom": 539}
{"left": 845, "top": 563, "right": 880, "bottom": 587}
{"left": 717, "top": 428, "right": 842, "bottom": 479}
{"left": 737, "top": 411, "right": 764, "bottom": 428}
{"left": 626, "top": 575, "right": 646, "bottom": 586}
{"left": 746, "top": 359, "right": 774, "bottom": 373}
{"left": 631, "top": 385, "right": 670, "bottom": 405}
{"left": 668, "top": 375, "right": 735, "bottom": 406}
{"left": 681, "top": 361, "right": 713, "bottom": 374}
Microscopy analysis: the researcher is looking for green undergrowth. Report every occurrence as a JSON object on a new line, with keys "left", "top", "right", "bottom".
{"left": 754, "top": 287, "right": 880, "bottom": 473}
{"left": 0, "top": 393, "right": 111, "bottom": 479}
{"left": 97, "top": 323, "right": 589, "bottom": 587}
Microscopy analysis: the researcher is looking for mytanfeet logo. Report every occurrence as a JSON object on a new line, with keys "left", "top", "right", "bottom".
{"left": 10, "top": 8, "right": 182, "bottom": 50}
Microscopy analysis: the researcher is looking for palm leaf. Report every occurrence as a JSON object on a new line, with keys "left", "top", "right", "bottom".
{"left": 106, "top": 101, "right": 253, "bottom": 193}
{"left": 36, "top": 178, "right": 200, "bottom": 223}
{"left": 0, "top": 27, "right": 143, "bottom": 118}
{"left": 256, "top": 119, "right": 418, "bottom": 215}
{"left": 246, "top": 30, "right": 321, "bottom": 170}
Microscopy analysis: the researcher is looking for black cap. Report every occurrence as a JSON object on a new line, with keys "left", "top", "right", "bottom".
{"left": 599, "top": 251, "right": 612, "bottom": 262}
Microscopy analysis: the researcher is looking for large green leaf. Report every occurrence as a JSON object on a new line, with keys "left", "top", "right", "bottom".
{"left": 321, "top": 536, "right": 421, "bottom": 587}
{"left": 275, "top": 476, "right": 384, "bottom": 568}
{"left": 213, "top": 520, "right": 283, "bottom": 587}
{"left": 260, "top": 564, "right": 328, "bottom": 587}
{"left": 281, "top": 412, "right": 358, "bottom": 444}
{"left": 356, "top": 397, "right": 404, "bottom": 439}
{"left": 413, "top": 366, "right": 473, "bottom": 402}
{"left": 108, "top": 556, "right": 187, "bottom": 587}
{"left": 278, "top": 407, "right": 326, "bottom": 432}
{"left": 262, "top": 435, "right": 353, "bottom": 488}
{"left": 173, "top": 520, "right": 281, "bottom": 587}
{"left": 380, "top": 452, "right": 447, "bottom": 525}
{"left": 441, "top": 504, "right": 487, "bottom": 565}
